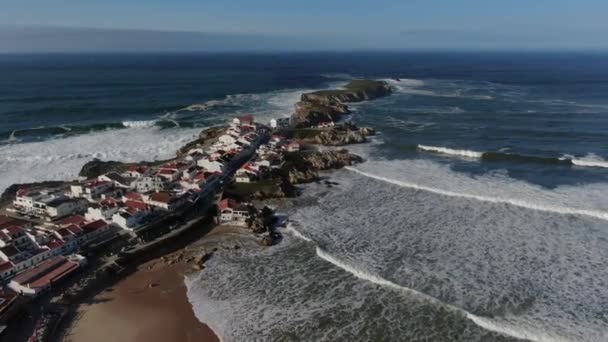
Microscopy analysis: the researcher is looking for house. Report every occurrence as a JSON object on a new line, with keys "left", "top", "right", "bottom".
{"left": 7, "top": 256, "right": 83, "bottom": 297}
{"left": 145, "top": 192, "right": 185, "bottom": 211}
{"left": 125, "top": 165, "right": 148, "bottom": 178}
{"left": 84, "top": 201, "right": 120, "bottom": 221}
{"left": 99, "top": 173, "right": 134, "bottom": 189}
{"left": 317, "top": 121, "right": 335, "bottom": 128}
{"left": 45, "top": 198, "right": 87, "bottom": 220}
{"left": 197, "top": 158, "right": 224, "bottom": 173}
{"left": 235, "top": 115, "right": 255, "bottom": 127}
{"left": 133, "top": 176, "right": 165, "bottom": 193}
{"left": 218, "top": 134, "right": 237, "bottom": 145}
{"left": 179, "top": 172, "right": 206, "bottom": 191}
{"left": 57, "top": 215, "right": 87, "bottom": 228}
{"left": 218, "top": 199, "right": 251, "bottom": 226}
{"left": 79, "top": 220, "right": 111, "bottom": 242}
{"left": 235, "top": 172, "right": 256, "bottom": 183}
{"left": 156, "top": 168, "right": 180, "bottom": 182}
{"left": 71, "top": 180, "right": 113, "bottom": 200}
{"left": 111, "top": 201, "right": 151, "bottom": 230}
{"left": 13, "top": 190, "right": 58, "bottom": 217}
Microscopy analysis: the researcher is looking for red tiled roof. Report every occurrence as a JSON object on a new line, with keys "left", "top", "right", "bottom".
{"left": 13, "top": 256, "right": 79, "bottom": 290}
{"left": 46, "top": 239, "right": 64, "bottom": 250}
{"left": 85, "top": 180, "right": 110, "bottom": 188}
{"left": 13, "top": 257, "right": 65, "bottom": 283}
{"left": 158, "top": 169, "right": 177, "bottom": 175}
{"left": 149, "top": 192, "right": 173, "bottom": 204}
{"left": 66, "top": 225, "right": 84, "bottom": 235}
{"left": 16, "top": 188, "right": 29, "bottom": 197}
{"left": 218, "top": 198, "right": 239, "bottom": 210}
{"left": 124, "top": 192, "right": 143, "bottom": 201}
{"left": 0, "top": 261, "right": 14, "bottom": 272}
{"left": 81, "top": 220, "right": 107, "bottom": 234}
{"left": 29, "top": 260, "right": 79, "bottom": 289}
{"left": 4, "top": 225, "right": 24, "bottom": 237}
{"left": 60, "top": 215, "right": 87, "bottom": 227}
{"left": 128, "top": 165, "right": 147, "bottom": 173}
{"left": 0, "top": 216, "right": 28, "bottom": 230}
{"left": 125, "top": 200, "right": 147, "bottom": 211}
{"left": 56, "top": 227, "right": 74, "bottom": 238}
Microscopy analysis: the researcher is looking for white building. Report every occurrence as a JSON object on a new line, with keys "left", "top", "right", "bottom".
{"left": 197, "top": 158, "right": 224, "bottom": 173}
{"left": 45, "top": 198, "right": 88, "bottom": 220}
{"left": 218, "top": 134, "right": 237, "bottom": 145}
{"left": 70, "top": 180, "right": 113, "bottom": 201}
{"left": 133, "top": 176, "right": 165, "bottom": 193}
{"left": 218, "top": 199, "right": 251, "bottom": 226}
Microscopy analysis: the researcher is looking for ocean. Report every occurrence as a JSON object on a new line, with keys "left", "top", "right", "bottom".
{"left": 2, "top": 52, "right": 608, "bottom": 341}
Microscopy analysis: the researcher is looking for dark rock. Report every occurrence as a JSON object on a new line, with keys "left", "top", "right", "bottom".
{"left": 290, "top": 80, "right": 392, "bottom": 128}
{"left": 261, "top": 235, "right": 274, "bottom": 246}
{"left": 1, "top": 180, "right": 70, "bottom": 205}
{"left": 79, "top": 159, "right": 130, "bottom": 179}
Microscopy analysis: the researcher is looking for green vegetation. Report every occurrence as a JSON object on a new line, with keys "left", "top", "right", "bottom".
{"left": 225, "top": 178, "right": 284, "bottom": 201}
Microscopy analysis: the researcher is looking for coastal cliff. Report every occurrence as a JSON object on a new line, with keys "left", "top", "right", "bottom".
{"left": 291, "top": 80, "right": 392, "bottom": 128}
{"left": 281, "top": 149, "right": 363, "bottom": 184}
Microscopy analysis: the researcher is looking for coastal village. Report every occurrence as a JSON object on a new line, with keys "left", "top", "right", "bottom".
{"left": 0, "top": 79, "right": 391, "bottom": 341}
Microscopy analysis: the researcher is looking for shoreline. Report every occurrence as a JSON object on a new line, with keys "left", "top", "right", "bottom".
{"left": 0, "top": 79, "right": 391, "bottom": 342}
{"left": 60, "top": 226, "right": 236, "bottom": 342}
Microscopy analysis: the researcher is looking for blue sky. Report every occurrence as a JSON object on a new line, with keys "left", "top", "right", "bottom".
{"left": 1, "top": 0, "right": 607, "bottom": 51}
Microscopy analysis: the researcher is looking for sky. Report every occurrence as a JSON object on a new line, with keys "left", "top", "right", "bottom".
{"left": 1, "top": 0, "right": 607, "bottom": 52}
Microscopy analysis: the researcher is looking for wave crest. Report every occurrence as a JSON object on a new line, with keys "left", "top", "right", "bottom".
{"left": 417, "top": 145, "right": 608, "bottom": 169}
{"left": 345, "top": 166, "right": 608, "bottom": 221}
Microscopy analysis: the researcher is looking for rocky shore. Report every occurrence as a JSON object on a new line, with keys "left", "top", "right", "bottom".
{"left": 291, "top": 80, "right": 392, "bottom": 127}
{"left": 1, "top": 79, "right": 391, "bottom": 342}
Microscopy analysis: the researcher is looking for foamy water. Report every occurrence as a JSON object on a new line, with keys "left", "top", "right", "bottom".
{"left": 183, "top": 74, "right": 608, "bottom": 341}
{"left": 0, "top": 127, "right": 200, "bottom": 194}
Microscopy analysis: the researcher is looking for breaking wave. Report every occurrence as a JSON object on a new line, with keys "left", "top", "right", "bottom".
{"left": 282, "top": 225, "right": 569, "bottom": 342}
{"left": 121, "top": 120, "right": 158, "bottom": 128}
{"left": 344, "top": 166, "right": 608, "bottom": 221}
{"left": 0, "top": 126, "right": 200, "bottom": 194}
{"left": 418, "top": 144, "right": 483, "bottom": 158}
{"left": 384, "top": 78, "right": 495, "bottom": 100}
{"left": 568, "top": 153, "right": 608, "bottom": 168}
{"left": 416, "top": 144, "right": 608, "bottom": 169}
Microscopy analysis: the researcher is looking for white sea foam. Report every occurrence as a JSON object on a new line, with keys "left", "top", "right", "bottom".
{"left": 384, "top": 78, "right": 495, "bottom": 100}
{"left": 121, "top": 120, "right": 158, "bottom": 128}
{"left": 568, "top": 153, "right": 608, "bottom": 168}
{"left": 286, "top": 162, "right": 608, "bottom": 342}
{"left": 314, "top": 245, "right": 571, "bottom": 342}
{"left": 284, "top": 224, "right": 313, "bottom": 242}
{"left": 417, "top": 144, "right": 483, "bottom": 158}
{"left": 345, "top": 165, "right": 608, "bottom": 221}
{"left": 0, "top": 127, "right": 200, "bottom": 194}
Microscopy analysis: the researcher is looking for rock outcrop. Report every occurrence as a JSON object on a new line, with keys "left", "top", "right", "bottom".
{"left": 308, "top": 126, "right": 376, "bottom": 146}
{"left": 176, "top": 126, "right": 226, "bottom": 157}
{"left": 291, "top": 80, "right": 392, "bottom": 128}
{"left": 0, "top": 181, "right": 69, "bottom": 206}
{"left": 292, "top": 100, "right": 350, "bottom": 128}
{"left": 280, "top": 149, "right": 363, "bottom": 185}
{"left": 79, "top": 159, "right": 131, "bottom": 179}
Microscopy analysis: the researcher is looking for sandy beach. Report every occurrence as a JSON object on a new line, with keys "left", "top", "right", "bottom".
{"left": 63, "top": 246, "right": 220, "bottom": 342}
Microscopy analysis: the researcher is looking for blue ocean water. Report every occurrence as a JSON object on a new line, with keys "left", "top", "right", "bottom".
{"left": 2, "top": 52, "right": 608, "bottom": 341}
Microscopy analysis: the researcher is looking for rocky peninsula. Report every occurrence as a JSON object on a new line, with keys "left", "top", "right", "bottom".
{"left": 0, "top": 79, "right": 392, "bottom": 342}
{"left": 291, "top": 80, "right": 392, "bottom": 127}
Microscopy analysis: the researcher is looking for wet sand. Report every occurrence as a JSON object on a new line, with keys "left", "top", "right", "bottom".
{"left": 64, "top": 249, "right": 219, "bottom": 342}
